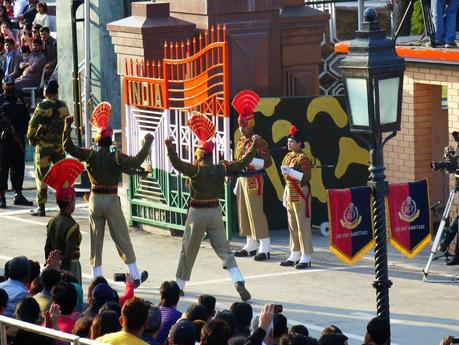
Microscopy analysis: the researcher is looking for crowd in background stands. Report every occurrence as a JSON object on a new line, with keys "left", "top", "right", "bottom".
{"left": 0, "top": 254, "right": 398, "bottom": 345}
{"left": 0, "top": 0, "right": 56, "bottom": 93}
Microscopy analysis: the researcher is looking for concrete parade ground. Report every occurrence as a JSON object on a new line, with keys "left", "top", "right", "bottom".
{"left": 0, "top": 187, "right": 459, "bottom": 345}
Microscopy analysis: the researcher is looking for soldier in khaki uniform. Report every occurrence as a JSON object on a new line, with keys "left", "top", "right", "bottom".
{"left": 62, "top": 102, "right": 153, "bottom": 286}
{"left": 166, "top": 112, "right": 261, "bottom": 301}
{"left": 27, "top": 80, "right": 67, "bottom": 216}
{"left": 232, "top": 90, "right": 273, "bottom": 261}
{"left": 280, "top": 126, "right": 313, "bottom": 269}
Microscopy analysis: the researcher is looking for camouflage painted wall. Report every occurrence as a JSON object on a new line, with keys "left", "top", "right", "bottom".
{"left": 232, "top": 96, "right": 370, "bottom": 231}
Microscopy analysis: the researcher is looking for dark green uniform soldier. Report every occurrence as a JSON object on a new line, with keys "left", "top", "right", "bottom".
{"left": 166, "top": 112, "right": 262, "bottom": 301}
{"left": 27, "top": 80, "right": 67, "bottom": 216}
{"left": 63, "top": 103, "right": 153, "bottom": 286}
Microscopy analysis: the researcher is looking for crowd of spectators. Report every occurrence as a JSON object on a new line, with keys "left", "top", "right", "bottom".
{"left": 0, "top": 253, "right": 401, "bottom": 345}
{"left": 0, "top": 0, "right": 56, "bottom": 95}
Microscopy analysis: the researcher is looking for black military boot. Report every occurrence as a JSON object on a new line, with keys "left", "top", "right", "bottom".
{"left": 14, "top": 190, "right": 33, "bottom": 206}
{"left": 0, "top": 191, "right": 6, "bottom": 209}
{"left": 440, "top": 216, "right": 459, "bottom": 252}
{"left": 31, "top": 203, "right": 46, "bottom": 216}
{"left": 447, "top": 238, "right": 459, "bottom": 266}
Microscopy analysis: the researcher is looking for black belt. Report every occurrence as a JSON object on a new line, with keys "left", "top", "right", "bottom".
{"left": 91, "top": 185, "right": 118, "bottom": 194}
{"left": 189, "top": 199, "right": 220, "bottom": 208}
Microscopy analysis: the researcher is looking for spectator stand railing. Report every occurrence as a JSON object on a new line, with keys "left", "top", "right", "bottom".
{"left": 0, "top": 315, "right": 104, "bottom": 345}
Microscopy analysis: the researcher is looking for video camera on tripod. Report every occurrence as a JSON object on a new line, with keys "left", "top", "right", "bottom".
{"left": 423, "top": 131, "right": 459, "bottom": 281}
{"left": 431, "top": 131, "right": 459, "bottom": 174}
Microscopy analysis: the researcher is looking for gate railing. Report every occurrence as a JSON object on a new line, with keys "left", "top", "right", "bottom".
{"left": 0, "top": 315, "right": 103, "bottom": 345}
{"left": 123, "top": 24, "right": 232, "bottom": 236}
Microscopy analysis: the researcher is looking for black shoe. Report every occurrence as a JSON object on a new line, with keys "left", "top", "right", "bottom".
{"left": 14, "top": 194, "right": 33, "bottom": 206}
{"left": 234, "top": 249, "right": 257, "bottom": 257}
{"left": 0, "top": 199, "right": 5, "bottom": 208}
{"left": 446, "top": 256, "right": 459, "bottom": 266}
{"left": 280, "top": 259, "right": 298, "bottom": 267}
{"left": 179, "top": 289, "right": 184, "bottom": 297}
{"left": 235, "top": 281, "right": 251, "bottom": 301}
{"left": 133, "top": 270, "right": 149, "bottom": 288}
{"left": 295, "top": 262, "right": 312, "bottom": 269}
{"left": 254, "top": 252, "right": 270, "bottom": 261}
{"left": 31, "top": 204, "right": 45, "bottom": 216}
{"left": 446, "top": 41, "right": 458, "bottom": 48}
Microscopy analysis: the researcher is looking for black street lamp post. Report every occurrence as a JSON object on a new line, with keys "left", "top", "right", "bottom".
{"left": 338, "top": 8, "right": 405, "bottom": 325}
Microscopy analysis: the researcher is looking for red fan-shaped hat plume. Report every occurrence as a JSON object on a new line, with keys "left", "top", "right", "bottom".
{"left": 290, "top": 125, "right": 298, "bottom": 137}
{"left": 43, "top": 159, "right": 85, "bottom": 202}
{"left": 90, "top": 102, "right": 112, "bottom": 129}
{"left": 188, "top": 112, "right": 216, "bottom": 154}
{"left": 232, "top": 90, "right": 260, "bottom": 117}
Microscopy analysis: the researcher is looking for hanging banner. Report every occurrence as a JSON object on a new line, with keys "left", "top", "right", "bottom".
{"left": 387, "top": 179, "right": 432, "bottom": 258}
{"left": 327, "top": 186, "right": 374, "bottom": 265}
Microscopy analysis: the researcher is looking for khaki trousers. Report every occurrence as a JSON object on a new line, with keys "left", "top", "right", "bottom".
{"left": 286, "top": 186, "right": 313, "bottom": 254}
{"left": 237, "top": 177, "right": 269, "bottom": 239}
{"left": 176, "top": 207, "right": 237, "bottom": 281}
{"left": 34, "top": 143, "right": 65, "bottom": 204}
{"left": 89, "top": 194, "right": 136, "bottom": 267}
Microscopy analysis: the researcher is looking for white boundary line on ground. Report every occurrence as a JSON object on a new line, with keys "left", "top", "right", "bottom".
{"left": 0, "top": 203, "right": 88, "bottom": 216}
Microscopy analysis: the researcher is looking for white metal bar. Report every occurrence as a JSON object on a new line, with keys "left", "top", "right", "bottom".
{"left": 83, "top": 0, "right": 91, "bottom": 148}
{"left": 0, "top": 315, "right": 104, "bottom": 345}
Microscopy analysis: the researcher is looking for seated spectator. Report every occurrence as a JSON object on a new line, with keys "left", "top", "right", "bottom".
{"left": 87, "top": 276, "right": 109, "bottom": 306}
{"left": 15, "top": 37, "right": 45, "bottom": 89}
{"left": 168, "top": 320, "right": 195, "bottom": 345}
{"left": 33, "top": 267, "right": 60, "bottom": 319}
{"left": 245, "top": 304, "right": 274, "bottom": 345}
{"left": 4, "top": 0, "right": 14, "bottom": 19}
{"left": 231, "top": 302, "right": 253, "bottom": 338}
{"left": 1, "top": 21, "right": 14, "bottom": 42}
{"left": 0, "top": 255, "right": 30, "bottom": 317}
{"left": 193, "top": 320, "right": 205, "bottom": 344}
{"left": 322, "top": 325, "right": 344, "bottom": 337}
{"left": 142, "top": 305, "right": 162, "bottom": 345}
{"left": 229, "top": 336, "right": 247, "bottom": 345}
{"left": 0, "top": 5, "right": 10, "bottom": 27}
{"left": 29, "top": 276, "right": 43, "bottom": 295}
{"left": 363, "top": 317, "right": 390, "bottom": 345}
{"left": 90, "top": 310, "right": 121, "bottom": 339}
{"left": 60, "top": 271, "right": 84, "bottom": 312}
{"left": 18, "top": 23, "right": 32, "bottom": 55}
{"left": 201, "top": 319, "right": 232, "bottom": 345}
{"left": 1, "top": 37, "right": 23, "bottom": 78}
{"left": 290, "top": 325, "right": 309, "bottom": 338}
{"left": 72, "top": 316, "right": 93, "bottom": 338}
{"left": 32, "top": 1, "right": 47, "bottom": 27}
{"left": 99, "top": 301, "right": 122, "bottom": 317}
{"left": 198, "top": 294, "right": 216, "bottom": 319}
{"left": 318, "top": 333, "right": 348, "bottom": 345}
{"left": 272, "top": 314, "right": 289, "bottom": 345}
{"left": 31, "top": 23, "right": 41, "bottom": 38}
{"left": 19, "top": 0, "right": 37, "bottom": 28}
{"left": 157, "top": 280, "right": 182, "bottom": 345}
{"left": 11, "top": 297, "right": 54, "bottom": 345}
{"left": 96, "top": 297, "right": 150, "bottom": 345}
{"left": 27, "top": 259, "right": 41, "bottom": 289}
{"left": 0, "top": 288, "right": 8, "bottom": 314}
{"left": 186, "top": 304, "right": 209, "bottom": 322}
{"left": 81, "top": 283, "right": 117, "bottom": 319}
{"left": 281, "top": 334, "right": 318, "bottom": 345}
{"left": 39, "top": 26, "right": 55, "bottom": 79}
{"left": 52, "top": 282, "right": 79, "bottom": 333}
{"left": 0, "top": 36, "right": 5, "bottom": 60}
{"left": 214, "top": 310, "right": 236, "bottom": 337}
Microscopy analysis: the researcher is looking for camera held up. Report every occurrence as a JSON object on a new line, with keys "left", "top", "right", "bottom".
{"left": 431, "top": 131, "right": 459, "bottom": 174}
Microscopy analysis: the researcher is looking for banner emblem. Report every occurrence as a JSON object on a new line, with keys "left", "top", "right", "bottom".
{"left": 327, "top": 186, "right": 374, "bottom": 265}
{"left": 387, "top": 179, "right": 431, "bottom": 258}
{"left": 339, "top": 203, "right": 362, "bottom": 229}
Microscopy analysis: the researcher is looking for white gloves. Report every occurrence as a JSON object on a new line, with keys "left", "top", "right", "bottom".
{"left": 250, "top": 158, "right": 264, "bottom": 170}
